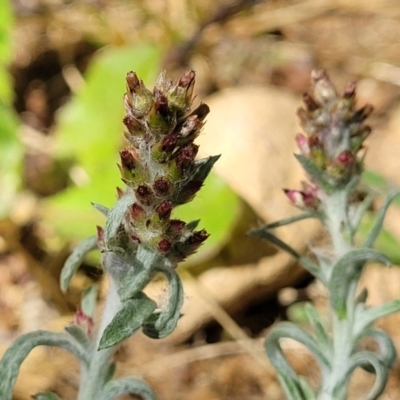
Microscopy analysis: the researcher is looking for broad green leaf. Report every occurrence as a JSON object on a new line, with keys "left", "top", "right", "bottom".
{"left": 60, "top": 236, "right": 98, "bottom": 292}
{"left": 99, "top": 292, "right": 157, "bottom": 350}
{"left": 99, "top": 377, "right": 157, "bottom": 400}
{"left": 0, "top": 331, "right": 88, "bottom": 400}
{"left": 41, "top": 44, "right": 161, "bottom": 239}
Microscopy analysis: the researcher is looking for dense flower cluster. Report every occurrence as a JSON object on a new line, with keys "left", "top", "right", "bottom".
{"left": 285, "top": 70, "right": 373, "bottom": 211}
{"left": 97, "top": 70, "right": 218, "bottom": 264}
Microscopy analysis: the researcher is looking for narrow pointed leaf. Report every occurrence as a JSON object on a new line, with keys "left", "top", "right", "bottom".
{"left": 294, "top": 154, "right": 332, "bottom": 192}
{"left": 329, "top": 248, "right": 390, "bottom": 318}
{"left": 355, "top": 299, "right": 400, "bottom": 333}
{"left": 354, "top": 329, "right": 396, "bottom": 371}
{"left": 266, "top": 322, "right": 330, "bottom": 377}
{"left": 364, "top": 191, "right": 400, "bottom": 248}
{"left": 99, "top": 377, "right": 157, "bottom": 400}
{"left": 92, "top": 202, "right": 110, "bottom": 216}
{"left": 64, "top": 324, "right": 91, "bottom": 349}
{"left": 332, "top": 352, "right": 387, "bottom": 400}
{"left": 258, "top": 211, "right": 319, "bottom": 230}
{"left": 142, "top": 266, "right": 184, "bottom": 338}
{"left": 33, "top": 393, "right": 62, "bottom": 400}
{"left": 60, "top": 236, "right": 98, "bottom": 292}
{"left": 104, "top": 191, "right": 135, "bottom": 250}
{"left": 248, "top": 228, "right": 300, "bottom": 259}
{"left": 0, "top": 331, "right": 88, "bottom": 400}
{"left": 81, "top": 284, "right": 98, "bottom": 317}
{"left": 278, "top": 374, "right": 308, "bottom": 400}
{"left": 99, "top": 292, "right": 157, "bottom": 350}
{"left": 304, "top": 303, "right": 331, "bottom": 352}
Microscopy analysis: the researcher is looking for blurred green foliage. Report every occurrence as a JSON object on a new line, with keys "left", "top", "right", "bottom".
{"left": 41, "top": 43, "right": 241, "bottom": 262}
{"left": 0, "top": 0, "right": 22, "bottom": 217}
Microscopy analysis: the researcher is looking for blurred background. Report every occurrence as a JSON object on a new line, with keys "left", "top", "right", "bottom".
{"left": 2, "top": 0, "right": 400, "bottom": 399}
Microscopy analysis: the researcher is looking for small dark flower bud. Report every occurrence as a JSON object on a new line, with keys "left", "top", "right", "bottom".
{"left": 158, "top": 239, "right": 172, "bottom": 253}
{"left": 176, "top": 143, "right": 199, "bottom": 170}
{"left": 135, "top": 184, "right": 154, "bottom": 206}
{"left": 303, "top": 93, "right": 319, "bottom": 112}
{"left": 129, "top": 203, "right": 145, "bottom": 219}
{"left": 343, "top": 81, "right": 356, "bottom": 99}
{"left": 167, "top": 70, "right": 196, "bottom": 112}
{"left": 168, "top": 219, "right": 186, "bottom": 235}
{"left": 125, "top": 72, "right": 153, "bottom": 117}
{"left": 123, "top": 114, "right": 142, "bottom": 135}
{"left": 96, "top": 226, "right": 105, "bottom": 250}
{"left": 327, "top": 150, "right": 355, "bottom": 182}
{"left": 119, "top": 148, "right": 137, "bottom": 171}
{"left": 155, "top": 200, "right": 172, "bottom": 219}
{"left": 190, "top": 103, "right": 210, "bottom": 121}
{"left": 154, "top": 177, "right": 170, "bottom": 196}
{"left": 154, "top": 88, "right": 170, "bottom": 120}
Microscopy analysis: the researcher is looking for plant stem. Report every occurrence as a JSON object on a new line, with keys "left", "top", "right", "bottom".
{"left": 318, "top": 192, "right": 355, "bottom": 400}
{"left": 77, "top": 278, "right": 121, "bottom": 400}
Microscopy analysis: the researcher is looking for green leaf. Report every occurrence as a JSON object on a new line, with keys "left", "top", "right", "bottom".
{"left": 81, "top": 284, "right": 98, "bottom": 317}
{"left": 364, "top": 192, "right": 400, "bottom": 249}
{"left": 294, "top": 154, "right": 332, "bottom": 192}
{"left": 329, "top": 248, "right": 391, "bottom": 318}
{"left": 103, "top": 191, "right": 135, "bottom": 252}
{"left": 266, "top": 322, "right": 330, "bottom": 374}
{"left": 174, "top": 172, "right": 241, "bottom": 264}
{"left": 33, "top": 393, "right": 62, "bottom": 400}
{"left": 355, "top": 298, "right": 400, "bottom": 333}
{"left": 64, "top": 324, "right": 91, "bottom": 349}
{"left": 304, "top": 303, "right": 331, "bottom": 353}
{"left": 41, "top": 44, "right": 161, "bottom": 239}
{"left": 258, "top": 211, "right": 319, "bottom": 230}
{"left": 142, "top": 265, "right": 184, "bottom": 339}
{"left": 331, "top": 352, "right": 387, "bottom": 400}
{"left": 60, "top": 236, "right": 98, "bottom": 292}
{"left": 99, "top": 377, "right": 157, "bottom": 400}
{"left": 99, "top": 292, "right": 157, "bottom": 350}
{"left": 248, "top": 228, "right": 301, "bottom": 259}
{"left": 117, "top": 246, "right": 160, "bottom": 301}
{"left": 0, "top": 331, "right": 89, "bottom": 400}
{"left": 353, "top": 329, "right": 396, "bottom": 371}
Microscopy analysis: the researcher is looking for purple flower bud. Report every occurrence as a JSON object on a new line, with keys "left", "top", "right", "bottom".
{"left": 168, "top": 219, "right": 186, "bottom": 235}
{"left": 135, "top": 184, "right": 154, "bottom": 206}
{"left": 176, "top": 143, "right": 199, "bottom": 170}
{"left": 129, "top": 203, "right": 145, "bottom": 219}
{"left": 155, "top": 200, "right": 172, "bottom": 219}
{"left": 343, "top": 81, "right": 356, "bottom": 99}
{"left": 295, "top": 134, "right": 310, "bottom": 156}
{"left": 153, "top": 177, "right": 170, "bottom": 196}
{"left": 284, "top": 189, "right": 319, "bottom": 210}
{"left": 158, "top": 239, "right": 172, "bottom": 253}
{"left": 74, "top": 309, "right": 94, "bottom": 338}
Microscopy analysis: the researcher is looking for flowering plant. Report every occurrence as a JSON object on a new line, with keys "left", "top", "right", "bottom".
{"left": 0, "top": 69, "right": 218, "bottom": 400}
{"left": 250, "top": 70, "right": 400, "bottom": 400}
